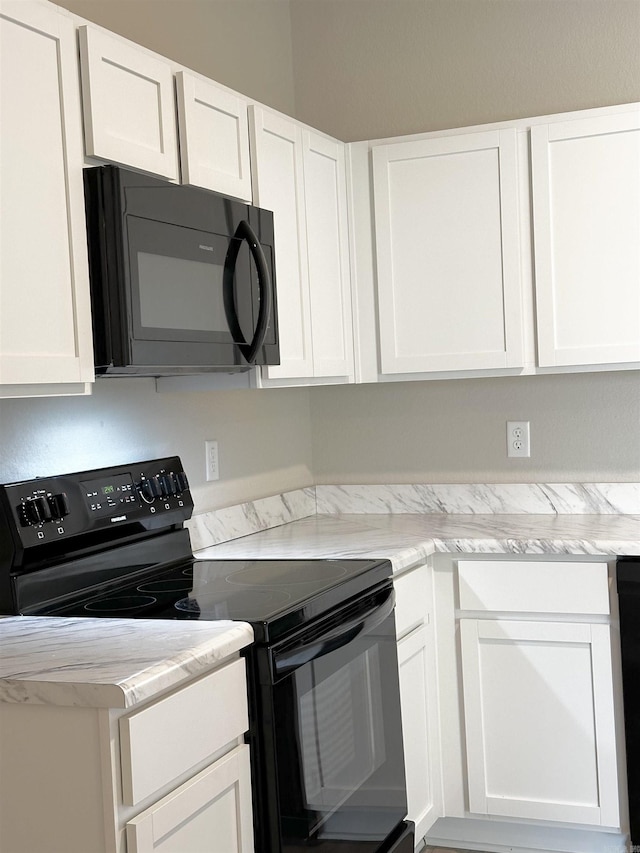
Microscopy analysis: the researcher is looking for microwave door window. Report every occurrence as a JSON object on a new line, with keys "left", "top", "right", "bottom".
{"left": 138, "top": 252, "right": 228, "bottom": 332}
{"left": 127, "top": 216, "right": 255, "bottom": 344}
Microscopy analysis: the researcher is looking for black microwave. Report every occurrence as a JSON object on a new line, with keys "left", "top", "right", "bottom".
{"left": 83, "top": 166, "right": 279, "bottom": 375}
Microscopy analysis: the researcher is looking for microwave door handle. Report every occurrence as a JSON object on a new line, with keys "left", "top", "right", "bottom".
{"left": 237, "top": 220, "right": 272, "bottom": 363}
{"left": 223, "top": 220, "right": 272, "bottom": 365}
{"left": 273, "top": 588, "right": 395, "bottom": 677}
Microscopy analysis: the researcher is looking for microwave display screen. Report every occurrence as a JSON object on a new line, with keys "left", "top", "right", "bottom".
{"left": 137, "top": 252, "right": 227, "bottom": 332}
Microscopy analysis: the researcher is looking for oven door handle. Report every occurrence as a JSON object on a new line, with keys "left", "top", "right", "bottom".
{"left": 273, "top": 588, "right": 395, "bottom": 676}
{"left": 223, "top": 220, "right": 272, "bottom": 365}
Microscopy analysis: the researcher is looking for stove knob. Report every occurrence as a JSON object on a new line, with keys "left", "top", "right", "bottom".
{"left": 159, "top": 473, "right": 177, "bottom": 497}
{"left": 47, "top": 493, "right": 70, "bottom": 519}
{"left": 23, "top": 496, "right": 52, "bottom": 525}
{"left": 138, "top": 477, "right": 160, "bottom": 502}
{"left": 175, "top": 471, "right": 189, "bottom": 493}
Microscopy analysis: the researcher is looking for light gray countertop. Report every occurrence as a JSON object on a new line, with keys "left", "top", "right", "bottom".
{"left": 2, "top": 512, "right": 638, "bottom": 710}
{"left": 195, "top": 513, "right": 640, "bottom": 569}
{"left": 0, "top": 617, "right": 253, "bottom": 709}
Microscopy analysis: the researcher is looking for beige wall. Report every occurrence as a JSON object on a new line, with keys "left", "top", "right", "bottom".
{"left": 54, "top": 0, "right": 296, "bottom": 115}
{"left": 0, "top": 381, "right": 313, "bottom": 513}
{"left": 311, "top": 372, "right": 640, "bottom": 484}
{"left": 290, "top": 0, "right": 640, "bottom": 141}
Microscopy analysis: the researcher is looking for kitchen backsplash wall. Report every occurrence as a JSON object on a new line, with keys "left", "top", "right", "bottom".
{"left": 310, "top": 372, "right": 640, "bottom": 484}
{"left": 0, "top": 380, "right": 314, "bottom": 514}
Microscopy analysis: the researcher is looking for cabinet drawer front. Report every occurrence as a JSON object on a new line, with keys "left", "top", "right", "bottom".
{"left": 458, "top": 560, "right": 609, "bottom": 615}
{"left": 394, "top": 564, "right": 430, "bottom": 639}
{"left": 126, "top": 744, "right": 254, "bottom": 853}
{"left": 120, "top": 658, "right": 248, "bottom": 806}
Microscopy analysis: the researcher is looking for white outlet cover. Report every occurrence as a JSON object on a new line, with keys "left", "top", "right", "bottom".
{"left": 205, "top": 440, "right": 219, "bottom": 481}
{"left": 507, "top": 421, "right": 530, "bottom": 458}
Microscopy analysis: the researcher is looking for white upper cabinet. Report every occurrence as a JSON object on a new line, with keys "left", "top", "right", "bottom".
{"left": 302, "top": 130, "right": 353, "bottom": 378}
{"left": 250, "top": 107, "right": 314, "bottom": 379}
{"left": 176, "top": 71, "right": 252, "bottom": 201}
{"left": 78, "top": 24, "right": 179, "bottom": 180}
{"left": 0, "top": 0, "right": 94, "bottom": 393}
{"left": 250, "top": 106, "right": 354, "bottom": 384}
{"left": 531, "top": 109, "right": 640, "bottom": 367}
{"left": 372, "top": 130, "right": 523, "bottom": 374}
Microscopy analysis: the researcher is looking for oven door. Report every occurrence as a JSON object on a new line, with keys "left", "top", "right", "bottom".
{"left": 266, "top": 585, "right": 407, "bottom": 852}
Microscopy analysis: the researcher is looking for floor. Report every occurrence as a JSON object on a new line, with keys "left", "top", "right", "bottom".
{"left": 425, "top": 848, "right": 490, "bottom": 853}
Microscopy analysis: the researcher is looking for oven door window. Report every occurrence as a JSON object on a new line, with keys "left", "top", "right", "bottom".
{"left": 273, "top": 605, "right": 406, "bottom": 850}
{"left": 126, "top": 215, "right": 255, "bottom": 344}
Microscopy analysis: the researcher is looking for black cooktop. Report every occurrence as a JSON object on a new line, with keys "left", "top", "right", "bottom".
{"left": 46, "top": 557, "right": 393, "bottom": 643}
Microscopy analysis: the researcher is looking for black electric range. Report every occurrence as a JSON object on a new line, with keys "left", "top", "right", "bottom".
{"left": 0, "top": 457, "right": 413, "bottom": 853}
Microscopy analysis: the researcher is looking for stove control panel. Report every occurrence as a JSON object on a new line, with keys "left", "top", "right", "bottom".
{"left": 0, "top": 456, "right": 192, "bottom": 549}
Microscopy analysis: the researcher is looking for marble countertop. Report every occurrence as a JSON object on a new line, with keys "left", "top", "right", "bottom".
{"left": 195, "top": 513, "right": 640, "bottom": 570}
{"left": 0, "top": 617, "right": 253, "bottom": 709}
{"left": 2, "top": 511, "right": 637, "bottom": 710}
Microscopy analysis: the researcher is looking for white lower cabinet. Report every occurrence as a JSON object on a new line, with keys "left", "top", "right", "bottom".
{"left": 394, "top": 562, "right": 441, "bottom": 844}
{"left": 126, "top": 745, "right": 253, "bottom": 853}
{"left": 460, "top": 618, "right": 619, "bottom": 826}
{"left": 0, "top": 657, "right": 253, "bottom": 853}
{"left": 429, "top": 556, "right": 625, "bottom": 852}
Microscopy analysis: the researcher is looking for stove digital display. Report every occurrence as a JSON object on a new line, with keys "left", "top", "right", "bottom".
{"left": 80, "top": 474, "right": 138, "bottom": 516}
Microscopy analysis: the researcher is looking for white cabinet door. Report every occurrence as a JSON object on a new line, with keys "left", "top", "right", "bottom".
{"left": 397, "top": 625, "right": 439, "bottom": 842}
{"left": 250, "top": 107, "right": 354, "bottom": 384}
{"left": 176, "top": 71, "right": 252, "bottom": 201}
{"left": 531, "top": 110, "right": 640, "bottom": 367}
{"left": 126, "top": 745, "right": 254, "bottom": 853}
{"left": 78, "top": 25, "right": 178, "bottom": 180}
{"left": 302, "top": 130, "right": 354, "bottom": 378}
{"left": 0, "top": 1, "right": 94, "bottom": 389}
{"left": 460, "top": 619, "right": 619, "bottom": 827}
{"left": 372, "top": 130, "right": 523, "bottom": 374}
{"left": 250, "top": 106, "right": 314, "bottom": 380}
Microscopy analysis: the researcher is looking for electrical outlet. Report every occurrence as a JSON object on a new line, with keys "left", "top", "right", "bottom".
{"left": 205, "top": 440, "right": 219, "bottom": 481}
{"left": 507, "top": 421, "right": 530, "bottom": 458}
